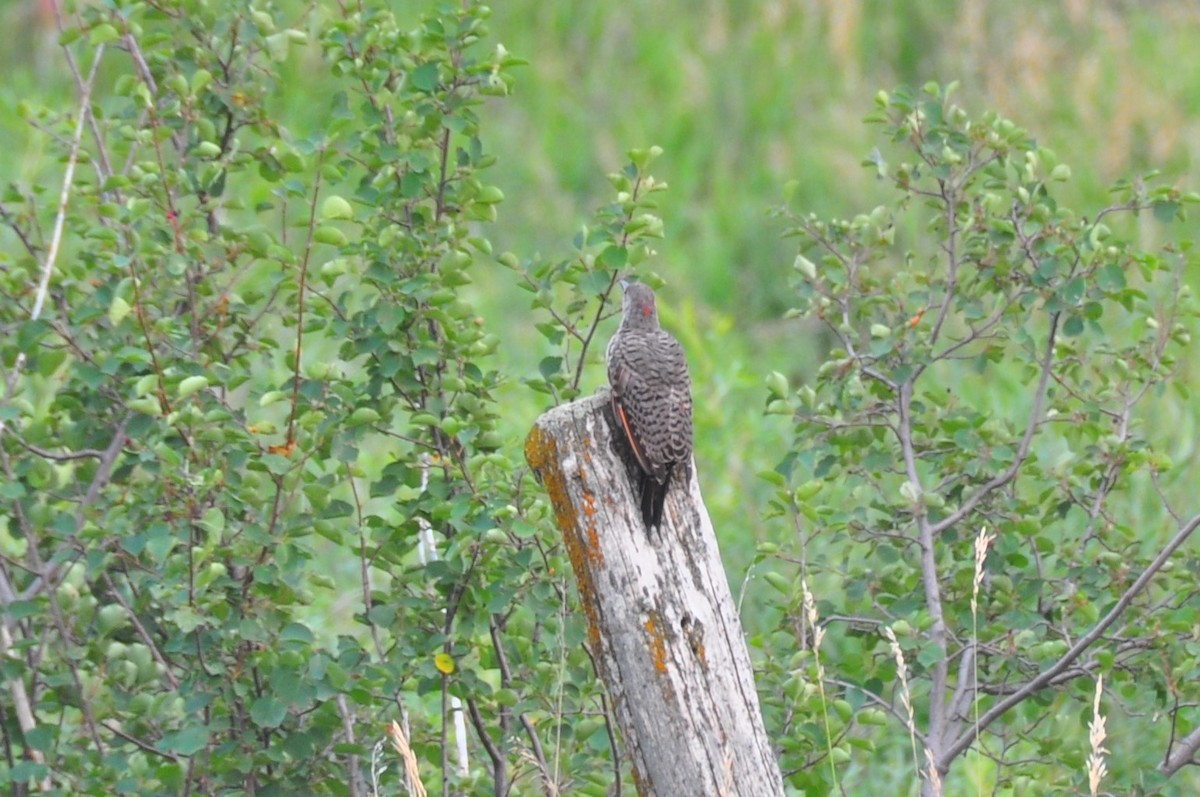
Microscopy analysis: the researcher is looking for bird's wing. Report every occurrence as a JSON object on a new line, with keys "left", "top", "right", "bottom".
{"left": 612, "top": 392, "right": 654, "bottom": 477}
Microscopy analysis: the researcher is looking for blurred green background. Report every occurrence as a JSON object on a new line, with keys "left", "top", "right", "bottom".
{"left": 4, "top": 0, "right": 1200, "bottom": 792}
{"left": 474, "top": 0, "right": 1200, "bottom": 588}
{"left": 4, "top": 0, "right": 1200, "bottom": 618}
{"left": 492, "top": 0, "right": 1200, "bottom": 522}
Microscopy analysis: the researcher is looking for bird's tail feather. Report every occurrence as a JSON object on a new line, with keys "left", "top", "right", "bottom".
{"left": 638, "top": 469, "right": 671, "bottom": 533}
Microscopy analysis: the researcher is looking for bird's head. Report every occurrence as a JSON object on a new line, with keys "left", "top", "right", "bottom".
{"left": 619, "top": 279, "right": 659, "bottom": 327}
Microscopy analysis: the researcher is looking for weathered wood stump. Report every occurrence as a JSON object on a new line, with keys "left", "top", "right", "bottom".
{"left": 525, "top": 392, "right": 785, "bottom": 797}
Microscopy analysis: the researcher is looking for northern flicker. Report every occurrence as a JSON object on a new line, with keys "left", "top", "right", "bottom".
{"left": 606, "top": 280, "right": 694, "bottom": 530}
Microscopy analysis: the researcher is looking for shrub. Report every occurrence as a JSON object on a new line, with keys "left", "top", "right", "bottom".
{"left": 765, "top": 82, "right": 1200, "bottom": 794}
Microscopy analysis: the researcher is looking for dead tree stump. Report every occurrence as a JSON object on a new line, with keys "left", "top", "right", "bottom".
{"left": 525, "top": 392, "right": 785, "bottom": 797}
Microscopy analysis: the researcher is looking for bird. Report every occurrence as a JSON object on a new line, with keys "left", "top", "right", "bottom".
{"left": 606, "top": 280, "right": 694, "bottom": 531}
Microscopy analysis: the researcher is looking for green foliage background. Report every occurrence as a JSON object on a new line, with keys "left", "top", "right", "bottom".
{"left": 2, "top": 0, "right": 1200, "bottom": 795}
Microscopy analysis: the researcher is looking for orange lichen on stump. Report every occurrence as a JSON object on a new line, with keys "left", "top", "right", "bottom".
{"left": 643, "top": 615, "right": 668, "bottom": 674}
{"left": 523, "top": 426, "right": 571, "bottom": 530}
{"left": 524, "top": 422, "right": 605, "bottom": 654}
{"left": 579, "top": 489, "right": 604, "bottom": 568}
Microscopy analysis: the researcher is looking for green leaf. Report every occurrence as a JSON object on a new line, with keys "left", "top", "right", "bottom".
{"left": 411, "top": 62, "right": 439, "bottom": 92}
{"left": 597, "top": 245, "right": 628, "bottom": 270}
{"left": 401, "top": 170, "right": 427, "bottom": 197}
{"left": 578, "top": 269, "right": 613, "bottom": 295}
{"left": 178, "top": 375, "right": 209, "bottom": 398}
{"left": 89, "top": 23, "right": 120, "bottom": 45}
{"left": 314, "top": 225, "right": 348, "bottom": 246}
{"left": 108, "top": 296, "right": 131, "bottom": 326}
{"left": 1096, "top": 262, "right": 1125, "bottom": 292}
{"left": 348, "top": 407, "right": 380, "bottom": 426}
{"left": 763, "top": 571, "right": 792, "bottom": 594}
{"left": 159, "top": 725, "right": 210, "bottom": 756}
{"left": 475, "top": 185, "right": 504, "bottom": 204}
{"left": 10, "top": 761, "right": 49, "bottom": 784}
{"left": 1061, "top": 314, "right": 1084, "bottom": 337}
{"left": 916, "top": 644, "right": 946, "bottom": 668}
{"left": 265, "top": 32, "right": 291, "bottom": 62}
{"left": 17, "top": 319, "right": 53, "bottom": 351}
{"left": 6, "top": 600, "right": 39, "bottom": 622}
{"left": 250, "top": 696, "right": 287, "bottom": 728}
{"left": 793, "top": 253, "right": 818, "bottom": 279}
{"left": 627, "top": 145, "right": 663, "bottom": 170}
{"left": 23, "top": 726, "right": 54, "bottom": 752}
{"left": 321, "top": 195, "right": 354, "bottom": 221}
{"left": 169, "top": 606, "right": 208, "bottom": 633}
{"left": 281, "top": 623, "right": 314, "bottom": 644}
{"left": 191, "top": 68, "right": 213, "bottom": 95}
{"left": 757, "top": 469, "right": 786, "bottom": 486}
{"left": 127, "top": 397, "right": 162, "bottom": 416}
{"left": 200, "top": 507, "right": 225, "bottom": 535}
{"left": 1152, "top": 200, "right": 1179, "bottom": 223}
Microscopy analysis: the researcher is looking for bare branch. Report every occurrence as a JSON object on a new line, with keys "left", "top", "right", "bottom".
{"left": 488, "top": 615, "right": 553, "bottom": 792}
{"left": 897, "top": 379, "right": 949, "bottom": 758}
{"left": 1160, "top": 725, "right": 1200, "bottom": 777}
{"left": 335, "top": 695, "right": 364, "bottom": 797}
{"left": 940, "top": 511, "right": 1200, "bottom": 768}
{"left": 0, "top": 203, "right": 41, "bottom": 259}
{"left": 925, "top": 178, "right": 960, "bottom": 350}
{"left": 12, "top": 437, "right": 107, "bottom": 462}
{"left": 100, "top": 571, "right": 180, "bottom": 690}
{"left": 32, "top": 47, "right": 103, "bottom": 323}
{"left": 0, "top": 606, "right": 44, "bottom": 776}
{"left": 76, "top": 418, "right": 129, "bottom": 529}
{"left": 101, "top": 720, "right": 181, "bottom": 761}
{"left": 51, "top": 0, "right": 118, "bottom": 185}
{"left": 943, "top": 645, "right": 976, "bottom": 739}
{"left": 466, "top": 698, "right": 507, "bottom": 797}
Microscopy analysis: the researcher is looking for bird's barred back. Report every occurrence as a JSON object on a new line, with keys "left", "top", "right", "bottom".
{"left": 607, "top": 330, "right": 693, "bottom": 482}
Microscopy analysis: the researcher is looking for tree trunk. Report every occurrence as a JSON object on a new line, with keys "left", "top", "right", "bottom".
{"left": 525, "top": 392, "right": 785, "bottom": 797}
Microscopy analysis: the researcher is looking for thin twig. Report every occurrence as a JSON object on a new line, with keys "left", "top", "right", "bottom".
{"left": 336, "top": 695, "right": 364, "bottom": 797}
{"left": 925, "top": 177, "right": 960, "bottom": 350}
{"left": 11, "top": 438, "right": 107, "bottom": 461}
{"left": 1160, "top": 725, "right": 1200, "bottom": 777}
{"left": 568, "top": 171, "right": 643, "bottom": 393}
{"left": 30, "top": 38, "right": 104, "bottom": 322}
{"left": 0, "top": 620, "right": 43, "bottom": 775}
{"left": 76, "top": 418, "right": 130, "bottom": 529}
{"left": 285, "top": 147, "right": 326, "bottom": 448}
{"left": 101, "top": 720, "right": 181, "bottom": 760}
{"left": 465, "top": 697, "right": 506, "bottom": 797}
{"left": 100, "top": 571, "right": 179, "bottom": 689}
{"left": 1, "top": 41, "right": 105, "bottom": 440}
{"left": 489, "top": 614, "right": 552, "bottom": 791}
{"left": 929, "top": 312, "right": 1061, "bottom": 537}
{"left": 0, "top": 204, "right": 41, "bottom": 259}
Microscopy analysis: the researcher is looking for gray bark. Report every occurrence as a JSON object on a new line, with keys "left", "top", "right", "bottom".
{"left": 525, "top": 392, "right": 785, "bottom": 797}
